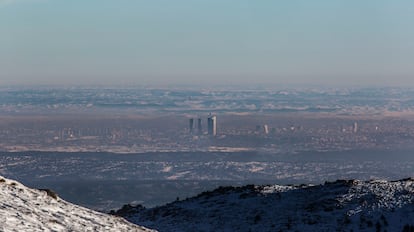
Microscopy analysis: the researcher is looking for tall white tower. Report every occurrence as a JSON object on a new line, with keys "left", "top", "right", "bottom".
{"left": 263, "top": 124, "right": 269, "bottom": 135}
{"left": 353, "top": 122, "right": 358, "bottom": 133}
{"left": 207, "top": 115, "right": 217, "bottom": 136}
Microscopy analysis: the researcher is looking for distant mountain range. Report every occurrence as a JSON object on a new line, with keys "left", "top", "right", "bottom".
{"left": 113, "top": 178, "right": 414, "bottom": 232}
{"left": 2, "top": 87, "right": 414, "bottom": 115}
{"left": 0, "top": 176, "right": 154, "bottom": 232}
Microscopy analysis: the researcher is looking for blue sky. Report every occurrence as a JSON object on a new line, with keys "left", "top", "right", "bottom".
{"left": 1, "top": 0, "right": 414, "bottom": 87}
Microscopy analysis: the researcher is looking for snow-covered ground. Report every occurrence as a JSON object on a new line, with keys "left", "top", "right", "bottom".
{"left": 115, "top": 178, "right": 414, "bottom": 232}
{"left": 0, "top": 176, "right": 155, "bottom": 232}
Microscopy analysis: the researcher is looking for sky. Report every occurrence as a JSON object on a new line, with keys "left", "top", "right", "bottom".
{"left": 1, "top": 0, "right": 414, "bottom": 87}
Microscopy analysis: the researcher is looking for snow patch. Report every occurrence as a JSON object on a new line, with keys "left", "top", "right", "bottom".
{"left": 0, "top": 176, "right": 155, "bottom": 232}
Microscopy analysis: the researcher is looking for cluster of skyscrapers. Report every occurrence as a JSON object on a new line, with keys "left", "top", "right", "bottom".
{"left": 189, "top": 114, "right": 217, "bottom": 136}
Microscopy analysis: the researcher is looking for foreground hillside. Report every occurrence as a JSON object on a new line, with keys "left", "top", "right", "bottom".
{"left": 114, "top": 178, "right": 414, "bottom": 232}
{"left": 0, "top": 176, "right": 155, "bottom": 232}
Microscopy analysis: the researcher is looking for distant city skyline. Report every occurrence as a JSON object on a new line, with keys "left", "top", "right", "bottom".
{"left": 1, "top": 0, "right": 414, "bottom": 87}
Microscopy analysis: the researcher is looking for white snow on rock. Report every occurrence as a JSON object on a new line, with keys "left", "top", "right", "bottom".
{"left": 115, "top": 178, "right": 414, "bottom": 232}
{"left": 0, "top": 176, "right": 156, "bottom": 232}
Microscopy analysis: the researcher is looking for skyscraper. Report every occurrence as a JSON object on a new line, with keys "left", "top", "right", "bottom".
{"left": 207, "top": 115, "right": 217, "bottom": 136}
{"left": 189, "top": 118, "right": 194, "bottom": 134}
{"left": 197, "top": 118, "right": 202, "bottom": 135}
{"left": 263, "top": 124, "right": 269, "bottom": 135}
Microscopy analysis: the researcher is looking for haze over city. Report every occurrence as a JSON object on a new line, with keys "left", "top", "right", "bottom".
{"left": 1, "top": 0, "right": 414, "bottom": 87}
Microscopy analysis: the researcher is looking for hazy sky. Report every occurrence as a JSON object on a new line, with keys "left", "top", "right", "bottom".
{"left": 1, "top": 0, "right": 414, "bottom": 87}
